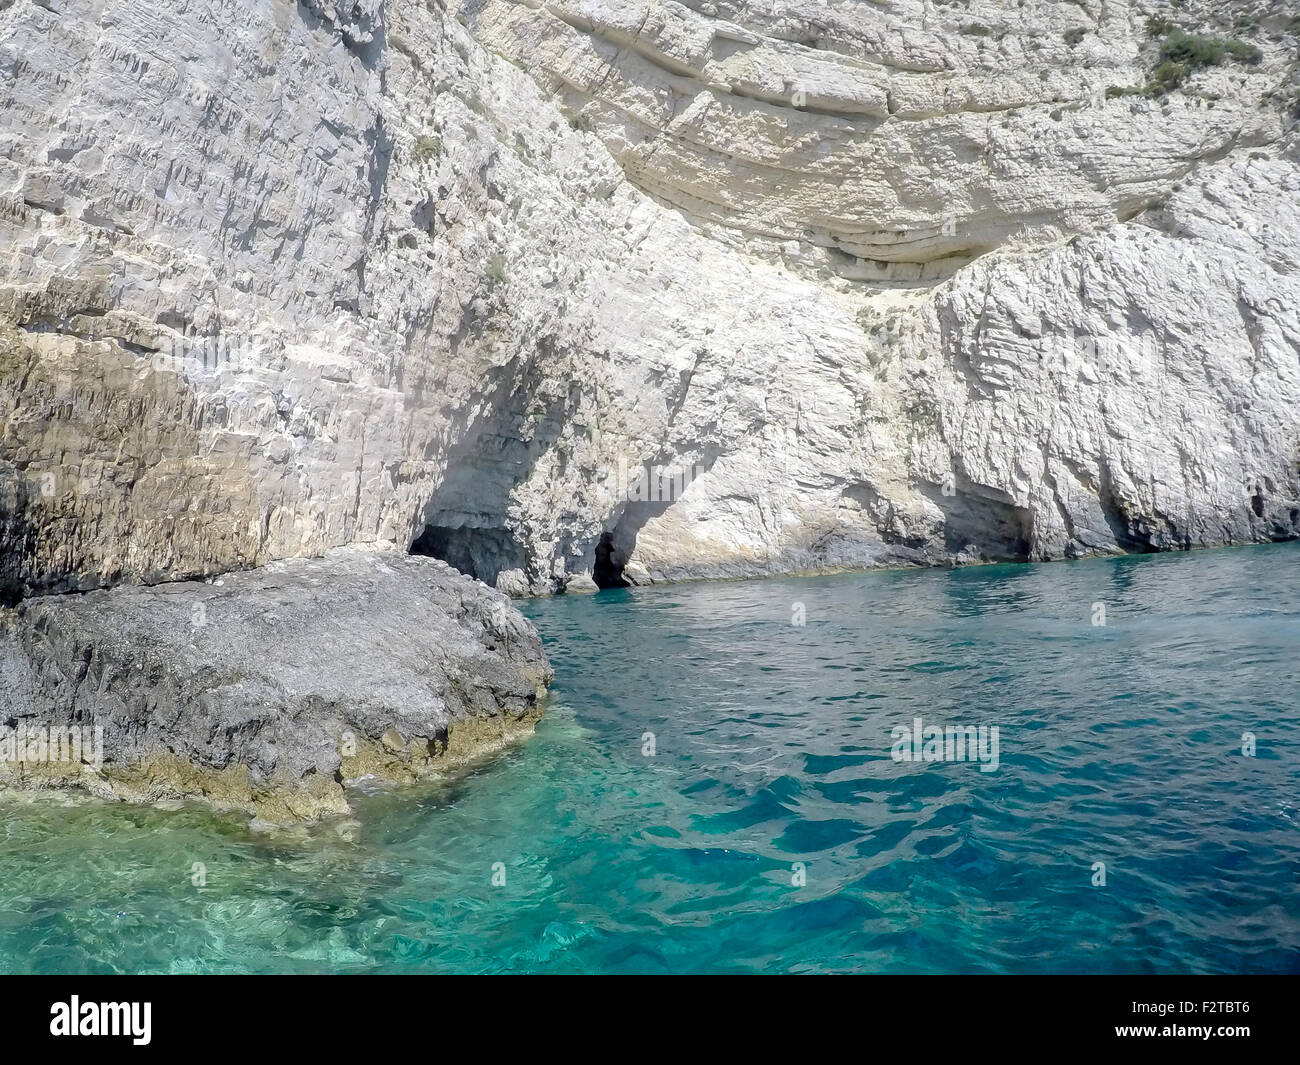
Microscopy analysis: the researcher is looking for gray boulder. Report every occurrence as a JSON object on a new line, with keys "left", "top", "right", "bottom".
{"left": 0, "top": 547, "right": 552, "bottom": 822}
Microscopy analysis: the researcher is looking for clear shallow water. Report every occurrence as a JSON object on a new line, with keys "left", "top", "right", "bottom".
{"left": 2, "top": 544, "right": 1298, "bottom": 974}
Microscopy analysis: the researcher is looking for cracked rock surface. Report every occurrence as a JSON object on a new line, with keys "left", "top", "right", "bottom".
{"left": 0, "top": 547, "right": 551, "bottom": 821}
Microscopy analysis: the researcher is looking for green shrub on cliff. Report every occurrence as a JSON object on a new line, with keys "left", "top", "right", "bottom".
{"left": 413, "top": 135, "right": 442, "bottom": 163}
{"left": 1225, "top": 40, "right": 1262, "bottom": 66}
{"left": 1137, "top": 26, "right": 1265, "bottom": 97}
{"left": 485, "top": 253, "right": 509, "bottom": 286}
{"left": 1160, "top": 30, "right": 1226, "bottom": 69}
{"left": 1147, "top": 61, "right": 1189, "bottom": 96}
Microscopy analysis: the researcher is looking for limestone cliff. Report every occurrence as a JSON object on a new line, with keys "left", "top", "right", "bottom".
{"left": 2, "top": 0, "right": 1298, "bottom": 596}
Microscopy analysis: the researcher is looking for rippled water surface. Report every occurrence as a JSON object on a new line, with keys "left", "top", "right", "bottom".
{"left": 2, "top": 545, "right": 1298, "bottom": 973}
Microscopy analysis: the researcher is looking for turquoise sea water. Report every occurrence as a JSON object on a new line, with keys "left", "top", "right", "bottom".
{"left": 1, "top": 544, "right": 1298, "bottom": 974}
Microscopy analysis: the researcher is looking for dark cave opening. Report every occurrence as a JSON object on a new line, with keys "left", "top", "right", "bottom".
{"left": 0, "top": 577, "right": 22, "bottom": 608}
{"left": 592, "top": 531, "right": 629, "bottom": 590}
{"left": 409, "top": 524, "right": 522, "bottom": 586}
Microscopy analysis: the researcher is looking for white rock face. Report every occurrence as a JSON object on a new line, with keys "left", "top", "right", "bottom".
{"left": 452, "top": 0, "right": 1282, "bottom": 284}
{"left": 1, "top": 0, "right": 1297, "bottom": 597}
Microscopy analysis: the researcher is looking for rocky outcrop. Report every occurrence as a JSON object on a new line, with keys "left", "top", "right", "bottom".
{"left": 1, "top": 0, "right": 1297, "bottom": 603}
{"left": 0, "top": 547, "right": 551, "bottom": 821}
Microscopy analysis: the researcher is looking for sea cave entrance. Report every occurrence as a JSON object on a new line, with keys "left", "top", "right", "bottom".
{"left": 592, "top": 531, "right": 629, "bottom": 589}
{"left": 409, "top": 523, "right": 523, "bottom": 586}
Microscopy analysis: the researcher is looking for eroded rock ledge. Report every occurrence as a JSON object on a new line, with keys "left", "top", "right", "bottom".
{"left": 0, "top": 547, "right": 552, "bottom": 823}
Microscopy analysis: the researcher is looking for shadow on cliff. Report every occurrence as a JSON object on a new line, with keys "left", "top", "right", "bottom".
{"left": 916, "top": 478, "right": 1032, "bottom": 562}
{"left": 596, "top": 454, "right": 718, "bottom": 587}
{"left": 407, "top": 340, "right": 577, "bottom": 590}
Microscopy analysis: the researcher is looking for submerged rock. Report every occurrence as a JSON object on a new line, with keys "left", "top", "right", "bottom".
{"left": 0, "top": 547, "right": 552, "bottom": 822}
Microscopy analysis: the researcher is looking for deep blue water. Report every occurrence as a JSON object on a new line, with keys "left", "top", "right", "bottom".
{"left": 1, "top": 544, "right": 1298, "bottom": 973}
